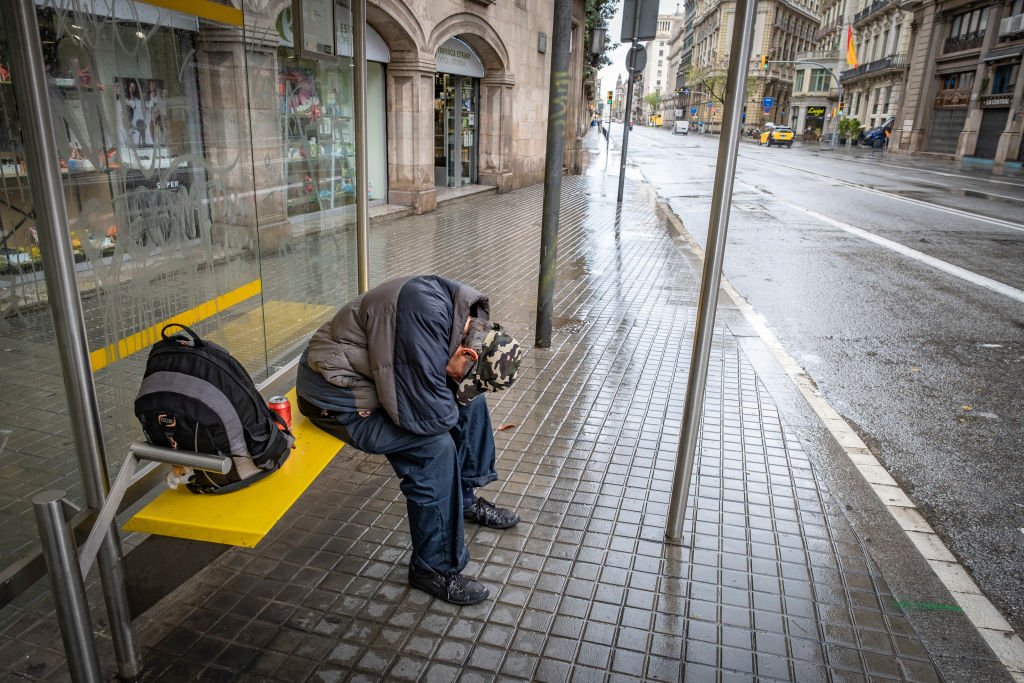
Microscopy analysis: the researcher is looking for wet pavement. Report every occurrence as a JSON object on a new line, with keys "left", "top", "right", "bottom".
{"left": 0, "top": 131, "right": 1018, "bottom": 681}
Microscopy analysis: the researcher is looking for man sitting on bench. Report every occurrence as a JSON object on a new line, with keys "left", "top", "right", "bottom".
{"left": 296, "top": 275, "right": 524, "bottom": 605}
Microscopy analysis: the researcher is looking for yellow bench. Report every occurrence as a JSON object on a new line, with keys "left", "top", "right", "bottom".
{"left": 122, "top": 389, "right": 344, "bottom": 547}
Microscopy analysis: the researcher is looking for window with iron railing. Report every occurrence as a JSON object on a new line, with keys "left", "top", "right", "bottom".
{"left": 945, "top": 7, "right": 989, "bottom": 52}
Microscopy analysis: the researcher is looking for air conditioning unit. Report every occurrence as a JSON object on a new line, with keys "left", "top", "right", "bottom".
{"left": 1000, "top": 13, "right": 1024, "bottom": 36}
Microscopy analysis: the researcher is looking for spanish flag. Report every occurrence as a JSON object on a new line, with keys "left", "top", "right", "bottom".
{"left": 846, "top": 27, "right": 858, "bottom": 67}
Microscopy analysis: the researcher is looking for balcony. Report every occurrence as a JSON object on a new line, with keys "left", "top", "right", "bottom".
{"left": 943, "top": 31, "right": 984, "bottom": 54}
{"left": 854, "top": 0, "right": 891, "bottom": 25}
{"left": 933, "top": 88, "right": 971, "bottom": 108}
{"left": 796, "top": 49, "right": 843, "bottom": 65}
{"left": 840, "top": 53, "right": 909, "bottom": 82}
{"left": 814, "top": 20, "right": 842, "bottom": 41}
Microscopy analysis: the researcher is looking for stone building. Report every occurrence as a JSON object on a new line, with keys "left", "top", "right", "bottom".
{"left": 690, "top": 0, "right": 820, "bottom": 131}
{"left": 892, "top": 0, "right": 1024, "bottom": 166}
{"left": 613, "top": 73, "right": 628, "bottom": 121}
{"left": 789, "top": 0, "right": 849, "bottom": 140}
{"left": 839, "top": 0, "right": 913, "bottom": 133}
{"left": 640, "top": 12, "right": 685, "bottom": 125}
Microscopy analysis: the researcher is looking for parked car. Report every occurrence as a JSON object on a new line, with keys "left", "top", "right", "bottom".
{"left": 857, "top": 117, "right": 895, "bottom": 147}
{"left": 759, "top": 126, "right": 794, "bottom": 147}
{"left": 673, "top": 120, "right": 689, "bottom": 135}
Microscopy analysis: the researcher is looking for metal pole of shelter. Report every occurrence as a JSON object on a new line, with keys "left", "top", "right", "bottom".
{"left": 666, "top": 0, "right": 759, "bottom": 540}
{"left": 33, "top": 492, "right": 102, "bottom": 682}
{"left": 9, "top": 1, "right": 141, "bottom": 676}
{"left": 534, "top": 0, "right": 573, "bottom": 348}
{"left": 353, "top": 0, "right": 370, "bottom": 294}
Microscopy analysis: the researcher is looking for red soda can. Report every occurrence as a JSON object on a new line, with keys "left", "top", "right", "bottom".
{"left": 268, "top": 395, "right": 292, "bottom": 429}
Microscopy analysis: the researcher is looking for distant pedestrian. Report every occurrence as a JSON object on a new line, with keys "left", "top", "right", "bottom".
{"left": 296, "top": 275, "right": 525, "bottom": 606}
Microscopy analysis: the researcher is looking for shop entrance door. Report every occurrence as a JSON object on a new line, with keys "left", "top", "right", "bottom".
{"left": 434, "top": 73, "right": 478, "bottom": 187}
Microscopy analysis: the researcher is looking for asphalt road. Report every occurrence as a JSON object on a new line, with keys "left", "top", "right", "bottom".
{"left": 614, "top": 124, "right": 1024, "bottom": 634}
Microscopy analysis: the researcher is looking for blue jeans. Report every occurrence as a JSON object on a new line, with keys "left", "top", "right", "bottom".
{"left": 297, "top": 394, "right": 497, "bottom": 574}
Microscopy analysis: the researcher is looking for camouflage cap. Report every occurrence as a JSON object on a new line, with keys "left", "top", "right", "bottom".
{"left": 454, "top": 323, "right": 524, "bottom": 405}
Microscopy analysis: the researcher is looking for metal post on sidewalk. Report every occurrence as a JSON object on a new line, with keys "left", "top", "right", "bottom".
{"left": 9, "top": 2, "right": 141, "bottom": 677}
{"left": 615, "top": 42, "right": 638, "bottom": 204}
{"left": 666, "top": 0, "right": 759, "bottom": 541}
{"left": 353, "top": 0, "right": 370, "bottom": 294}
{"left": 33, "top": 491, "right": 102, "bottom": 683}
{"left": 534, "top": 0, "right": 573, "bottom": 348}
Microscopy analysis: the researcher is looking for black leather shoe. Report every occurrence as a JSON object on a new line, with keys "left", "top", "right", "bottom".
{"left": 463, "top": 497, "right": 520, "bottom": 529}
{"left": 408, "top": 565, "right": 489, "bottom": 606}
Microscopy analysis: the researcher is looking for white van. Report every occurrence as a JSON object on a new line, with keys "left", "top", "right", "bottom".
{"left": 673, "top": 119, "right": 689, "bottom": 135}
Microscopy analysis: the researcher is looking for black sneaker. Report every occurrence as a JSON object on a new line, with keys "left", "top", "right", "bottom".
{"left": 408, "top": 565, "right": 489, "bottom": 606}
{"left": 463, "top": 497, "right": 520, "bottom": 529}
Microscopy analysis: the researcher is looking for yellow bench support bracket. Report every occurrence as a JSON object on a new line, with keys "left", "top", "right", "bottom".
{"left": 123, "top": 389, "right": 345, "bottom": 547}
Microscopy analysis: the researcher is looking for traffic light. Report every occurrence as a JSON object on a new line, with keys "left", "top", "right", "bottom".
{"left": 607, "top": 90, "right": 613, "bottom": 105}
{"left": 759, "top": 54, "right": 768, "bottom": 70}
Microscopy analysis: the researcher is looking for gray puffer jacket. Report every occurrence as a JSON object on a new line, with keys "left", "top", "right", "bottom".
{"left": 302, "top": 275, "right": 489, "bottom": 435}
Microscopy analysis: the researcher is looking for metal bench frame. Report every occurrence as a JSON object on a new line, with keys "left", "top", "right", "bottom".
{"left": 33, "top": 443, "right": 231, "bottom": 681}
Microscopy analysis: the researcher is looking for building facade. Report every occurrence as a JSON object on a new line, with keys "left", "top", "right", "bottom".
{"left": 790, "top": 0, "right": 848, "bottom": 140}
{"left": 893, "top": 0, "right": 1024, "bottom": 165}
{"left": 0, "top": 0, "right": 587, "bottom": 596}
{"left": 839, "top": 0, "right": 913, "bottom": 133}
{"left": 689, "top": 0, "right": 820, "bottom": 132}
{"left": 640, "top": 12, "right": 684, "bottom": 125}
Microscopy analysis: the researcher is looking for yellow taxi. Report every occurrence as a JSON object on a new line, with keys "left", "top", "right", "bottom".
{"left": 758, "top": 126, "right": 794, "bottom": 148}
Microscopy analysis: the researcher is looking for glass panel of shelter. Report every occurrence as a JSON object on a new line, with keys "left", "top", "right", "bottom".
{"left": 0, "top": 0, "right": 358, "bottom": 579}
{"left": 0, "top": 2, "right": 269, "bottom": 570}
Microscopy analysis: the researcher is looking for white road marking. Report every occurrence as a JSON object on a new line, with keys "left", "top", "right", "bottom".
{"left": 814, "top": 176, "right": 1024, "bottom": 233}
{"left": 776, "top": 201, "right": 1024, "bottom": 305}
{"left": 847, "top": 157, "right": 1024, "bottom": 188}
{"left": 660, "top": 204, "right": 1024, "bottom": 683}
{"left": 740, "top": 157, "right": 1024, "bottom": 233}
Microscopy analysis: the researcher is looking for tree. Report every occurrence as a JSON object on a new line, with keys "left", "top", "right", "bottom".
{"left": 837, "top": 117, "right": 862, "bottom": 146}
{"left": 685, "top": 59, "right": 764, "bottom": 132}
{"left": 584, "top": 0, "right": 619, "bottom": 82}
{"left": 643, "top": 92, "right": 662, "bottom": 117}
{"left": 685, "top": 60, "right": 760, "bottom": 110}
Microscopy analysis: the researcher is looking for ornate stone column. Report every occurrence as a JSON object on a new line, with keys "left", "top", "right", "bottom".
{"left": 386, "top": 56, "right": 437, "bottom": 214}
{"left": 478, "top": 73, "right": 515, "bottom": 193}
{"left": 956, "top": 9, "right": 1002, "bottom": 158}
{"left": 994, "top": 64, "right": 1024, "bottom": 166}
{"left": 196, "top": 20, "right": 289, "bottom": 254}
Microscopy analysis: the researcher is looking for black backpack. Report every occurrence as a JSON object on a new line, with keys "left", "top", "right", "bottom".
{"left": 135, "top": 324, "right": 294, "bottom": 494}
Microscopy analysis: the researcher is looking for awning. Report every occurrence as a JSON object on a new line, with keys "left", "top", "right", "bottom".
{"left": 436, "top": 37, "right": 485, "bottom": 78}
{"left": 983, "top": 45, "right": 1024, "bottom": 62}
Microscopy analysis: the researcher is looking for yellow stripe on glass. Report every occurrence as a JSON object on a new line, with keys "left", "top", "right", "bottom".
{"left": 90, "top": 279, "right": 263, "bottom": 372}
{"left": 137, "top": 0, "right": 243, "bottom": 27}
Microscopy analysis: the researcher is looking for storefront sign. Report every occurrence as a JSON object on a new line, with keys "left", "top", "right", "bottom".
{"left": 277, "top": 6, "right": 390, "bottom": 62}
{"left": 807, "top": 106, "right": 826, "bottom": 117}
{"left": 981, "top": 94, "right": 1012, "bottom": 108}
{"left": 436, "top": 37, "right": 485, "bottom": 78}
{"left": 294, "top": 0, "right": 336, "bottom": 58}
{"left": 334, "top": 5, "right": 391, "bottom": 62}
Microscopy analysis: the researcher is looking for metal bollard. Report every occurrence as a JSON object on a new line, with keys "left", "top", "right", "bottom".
{"left": 33, "top": 491, "right": 102, "bottom": 682}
